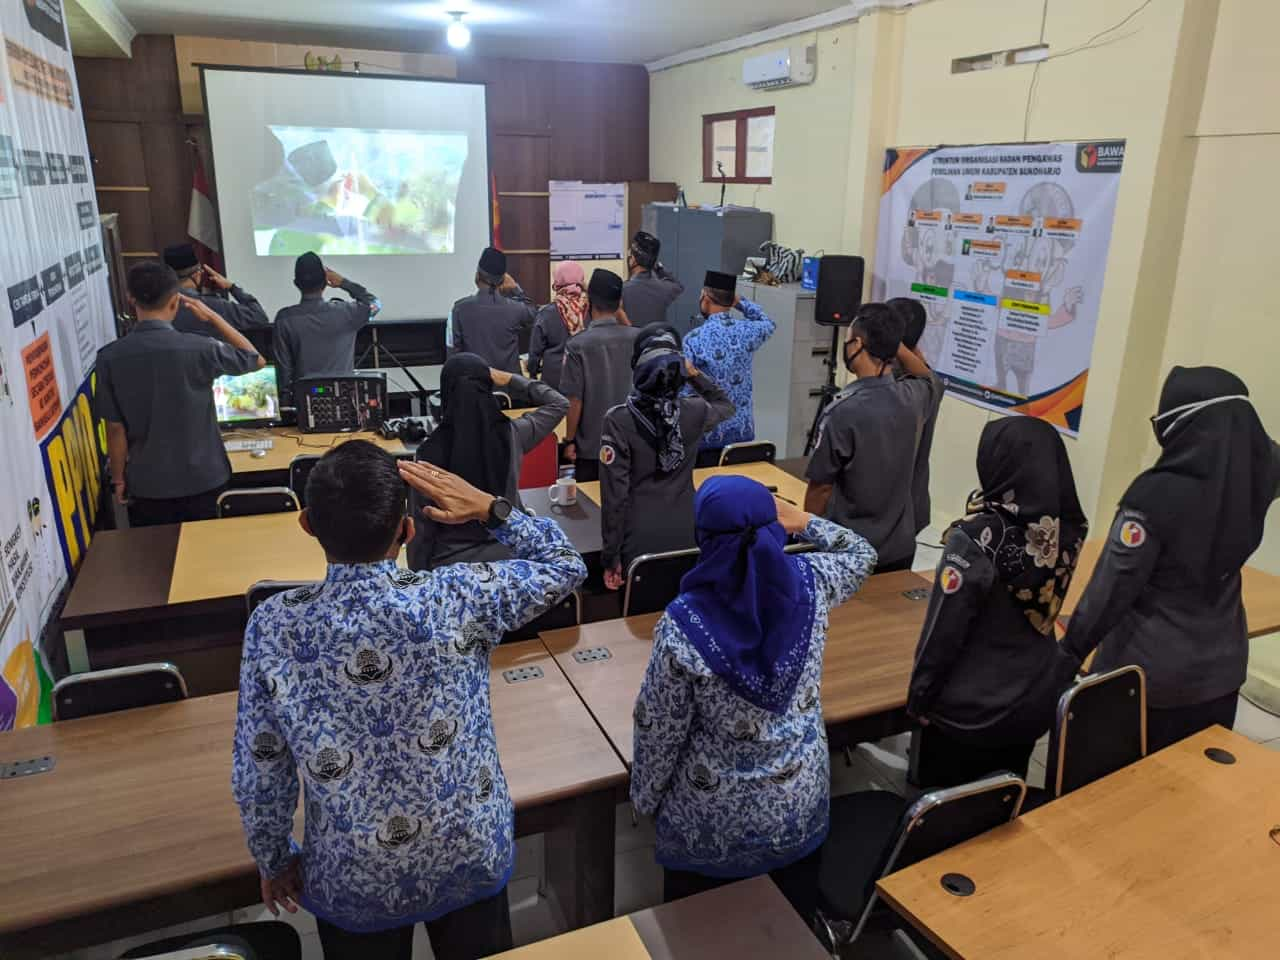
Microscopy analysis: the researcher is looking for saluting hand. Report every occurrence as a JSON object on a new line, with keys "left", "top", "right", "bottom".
{"left": 202, "top": 265, "right": 233, "bottom": 291}
{"left": 180, "top": 294, "right": 222, "bottom": 326}
{"left": 324, "top": 268, "right": 345, "bottom": 288}
{"left": 490, "top": 367, "right": 513, "bottom": 388}
{"left": 399, "top": 461, "right": 495, "bottom": 525}
{"left": 774, "top": 497, "right": 813, "bottom": 535}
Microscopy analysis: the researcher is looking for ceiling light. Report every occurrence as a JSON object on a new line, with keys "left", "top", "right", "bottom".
{"left": 446, "top": 13, "right": 471, "bottom": 50}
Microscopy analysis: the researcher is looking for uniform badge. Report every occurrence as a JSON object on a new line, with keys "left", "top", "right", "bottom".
{"left": 940, "top": 565, "right": 964, "bottom": 595}
{"left": 1119, "top": 520, "right": 1147, "bottom": 548}
{"left": 599, "top": 443, "right": 616, "bottom": 466}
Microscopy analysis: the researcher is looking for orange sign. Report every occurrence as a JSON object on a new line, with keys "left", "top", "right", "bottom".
{"left": 22, "top": 333, "right": 62, "bottom": 439}
{"left": 912, "top": 209, "right": 944, "bottom": 224}
{"left": 1006, "top": 270, "right": 1043, "bottom": 283}
{"left": 952, "top": 212, "right": 985, "bottom": 226}
{"left": 971, "top": 182, "right": 1006, "bottom": 195}
{"left": 5, "top": 39, "right": 74, "bottom": 109}
{"left": 1044, "top": 217, "right": 1082, "bottom": 231}
{"left": 995, "top": 215, "right": 1035, "bottom": 228}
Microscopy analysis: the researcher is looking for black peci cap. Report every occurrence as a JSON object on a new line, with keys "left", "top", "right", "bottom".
{"left": 704, "top": 270, "right": 737, "bottom": 297}
{"left": 478, "top": 246, "right": 507, "bottom": 279}
{"left": 163, "top": 243, "right": 199, "bottom": 272}
{"left": 588, "top": 268, "right": 623, "bottom": 304}
{"left": 630, "top": 231, "right": 660, "bottom": 266}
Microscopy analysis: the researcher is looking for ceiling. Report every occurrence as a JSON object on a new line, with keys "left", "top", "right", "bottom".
{"left": 109, "top": 0, "right": 855, "bottom": 64}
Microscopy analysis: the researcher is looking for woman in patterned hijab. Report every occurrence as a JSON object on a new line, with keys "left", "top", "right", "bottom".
{"left": 907, "top": 417, "right": 1087, "bottom": 788}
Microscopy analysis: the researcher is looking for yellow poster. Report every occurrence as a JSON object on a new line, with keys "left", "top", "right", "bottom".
{"left": 3, "top": 637, "right": 40, "bottom": 728}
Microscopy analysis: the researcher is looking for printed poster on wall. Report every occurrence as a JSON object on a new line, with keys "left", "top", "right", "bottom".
{"left": 873, "top": 141, "right": 1125, "bottom": 435}
{"left": 549, "top": 181, "right": 625, "bottom": 261}
{"left": 1, "top": 0, "right": 116, "bottom": 728}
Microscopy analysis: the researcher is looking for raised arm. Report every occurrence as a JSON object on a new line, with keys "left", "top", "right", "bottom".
{"left": 685, "top": 362, "right": 735, "bottom": 434}
{"left": 202, "top": 266, "right": 270, "bottom": 330}
{"left": 497, "top": 369, "right": 568, "bottom": 453}
{"left": 332, "top": 270, "right": 381, "bottom": 322}
{"left": 736, "top": 297, "right": 776, "bottom": 349}
{"left": 631, "top": 616, "right": 695, "bottom": 815}
{"left": 183, "top": 295, "right": 264, "bottom": 372}
{"left": 795, "top": 514, "right": 878, "bottom": 609}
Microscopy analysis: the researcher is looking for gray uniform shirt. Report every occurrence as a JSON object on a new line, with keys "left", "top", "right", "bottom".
{"left": 95, "top": 320, "right": 260, "bottom": 499}
{"left": 807, "top": 371, "right": 943, "bottom": 566}
{"left": 561, "top": 316, "right": 640, "bottom": 459}
{"left": 622, "top": 268, "right": 685, "bottom": 330}
{"left": 273, "top": 280, "right": 378, "bottom": 403}
{"left": 528, "top": 303, "right": 575, "bottom": 391}
{"left": 449, "top": 286, "right": 536, "bottom": 374}
{"left": 174, "top": 286, "right": 269, "bottom": 340}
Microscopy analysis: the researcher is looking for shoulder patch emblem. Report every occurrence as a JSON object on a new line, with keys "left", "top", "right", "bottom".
{"left": 1119, "top": 520, "right": 1147, "bottom": 548}
{"left": 599, "top": 443, "right": 616, "bottom": 466}
{"left": 940, "top": 565, "right": 964, "bottom": 595}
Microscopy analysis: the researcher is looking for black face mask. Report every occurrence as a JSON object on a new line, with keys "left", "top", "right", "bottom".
{"left": 843, "top": 340, "right": 864, "bottom": 374}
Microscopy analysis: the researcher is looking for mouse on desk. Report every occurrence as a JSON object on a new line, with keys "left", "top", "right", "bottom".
{"left": 251, "top": 449, "right": 267, "bottom": 459}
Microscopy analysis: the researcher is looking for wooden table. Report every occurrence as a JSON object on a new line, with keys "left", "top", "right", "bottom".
{"left": 505, "top": 407, "right": 567, "bottom": 441}
{"left": 576, "top": 461, "right": 809, "bottom": 509}
{"left": 0, "top": 640, "right": 626, "bottom": 957}
{"left": 1062, "top": 539, "right": 1280, "bottom": 637}
{"left": 542, "top": 570, "right": 931, "bottom": 766}
{"left": 226, "top": 426, "right": 413, "bottom": 477}
{"left": 877, "top": 727, "right": 1280, "bottom": 960}
{"left": 490, "top": 876, "right": 828, "bottom": 959}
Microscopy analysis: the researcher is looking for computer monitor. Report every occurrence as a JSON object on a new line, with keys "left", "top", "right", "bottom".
{"left": 214, "top": 365, "right": 280, "bottom": 427}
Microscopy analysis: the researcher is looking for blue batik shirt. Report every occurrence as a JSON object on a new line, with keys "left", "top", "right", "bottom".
{"left": 232, "top": 511, "right": 587, "bottom": 933}
{"left": 630, "top": 517, "right": 877, "bottom": 877}
{"left": 684, "top": 299, "right": 775, "bottom": 451}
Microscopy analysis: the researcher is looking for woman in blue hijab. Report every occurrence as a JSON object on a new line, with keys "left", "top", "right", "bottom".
{"left": 630, "top": 476, "right": 877, "bottom": 911}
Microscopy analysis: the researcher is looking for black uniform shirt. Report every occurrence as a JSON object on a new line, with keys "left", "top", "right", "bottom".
{"left": 448, "top": 286, "right": 536, "bottom": 374}
{"left": 273, "top": 280, "right": 379, "bottom": 402}
{"left": 174, "top": 286, "right": 269, "bottom": 340}
{"left": 95, "top": 320, "right": 260, "bottom": 499}
{"left": 561, "top": 316, "right": 639, "bottom": 459}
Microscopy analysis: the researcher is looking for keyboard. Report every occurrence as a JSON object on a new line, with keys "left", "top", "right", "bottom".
{"left": 225, "top": 438, "right": 275, "bottom": 453}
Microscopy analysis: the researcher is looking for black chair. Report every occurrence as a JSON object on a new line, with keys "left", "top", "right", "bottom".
{"left": 815, "top": 773, "right": 1026, "bottom": 954}
{"left": 505, "top": 590, "right": 582, "bottom": 642}
{"left": 247, "top": 579, "right": 322, "bottom": 617}
{"left": 216, "top": 487, "right": 300, "bottom": 519}
{"left": 622, "top": 548, "right": 700, "bottom": 616}
{"left": 120, "top": 920, "right": 302, "bottom": 959}
{"left": 1047, "top": 664, "right": 1147, "bottom": 799}
{"left": 288, "top": 454, "right": 323, "bottom": 506}
{"left": 718, "top": 440, "right": 777, "bottom": 465}
{"left": 53, "top": 663, "right": 187, "bottom": 721}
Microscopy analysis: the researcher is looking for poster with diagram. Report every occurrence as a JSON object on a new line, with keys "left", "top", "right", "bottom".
{"left": 549, "top": 181, "right": 625, "bottom": 261}
{"left": 873, "top": 141, "right": 1125, "bottom": 435}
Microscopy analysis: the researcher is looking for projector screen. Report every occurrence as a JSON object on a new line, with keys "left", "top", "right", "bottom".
{"left": 202, "top": 68, "right": 490, "bottom": 321}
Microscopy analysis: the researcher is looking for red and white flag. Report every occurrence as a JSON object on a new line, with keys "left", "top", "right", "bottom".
{"left": 188, "top": 148, "right": 223, "bottom": 272}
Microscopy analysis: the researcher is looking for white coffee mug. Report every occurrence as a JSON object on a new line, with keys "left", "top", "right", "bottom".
{"left": 548, "top": 477, "right": 578, "bottom": 506}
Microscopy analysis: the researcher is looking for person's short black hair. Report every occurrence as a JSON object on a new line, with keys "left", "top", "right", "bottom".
{"left": 704, "top": 287, "right": 734, "bottom": 309}
{"left": 850, "top": 302, "right": 905, "bottom": 362}
{"left": 128, "top": 261, "right": 180, "bottom": 311}
{"left": 305, "top": 441, "right": 407, "bottom": 562}
{"left": 887, "top": 297, "right": 927, "bottom": 351}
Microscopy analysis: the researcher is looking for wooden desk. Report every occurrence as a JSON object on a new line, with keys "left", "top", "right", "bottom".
{"left": 226, "top": 426, "right": 413, "bottom": 477}
{"left": 0, "top": 640, "right": 626, "bottom": 956}
{"left": 877, "top": 727, "right": 1280, "bottom": 960}
{"left": 576, "top": 461, "right": 808, "bottom": 509}
{"left": 492, "top": 876, "right": 827, "bottom": 959}
{"left": 543, "top": 570, "right": 931, "bottom": 766}
{"left": 521, "top": 488, "right": 603, "bottom": 562}
{"left": 1062, "top": 539, "right": 1280, "bottom": 637}
{"left": 505, "top": 407, "right": 567, "bottom": 441}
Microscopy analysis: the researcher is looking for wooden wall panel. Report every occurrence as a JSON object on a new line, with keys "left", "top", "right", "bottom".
{"left": 84, "top": 122, "right": 146, "bottom": 186}
{"left": 93, "top": 192, "right": 155, "bottom": 255}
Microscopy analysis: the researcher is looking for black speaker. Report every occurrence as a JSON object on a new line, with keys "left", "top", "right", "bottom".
{"left": 815, "top": 255, "right": 865, "bottom": 327}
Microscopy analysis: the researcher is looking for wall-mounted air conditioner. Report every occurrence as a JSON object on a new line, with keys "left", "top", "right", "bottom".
{"left": 742, "top": 44, "right": 816, "bottom": 90}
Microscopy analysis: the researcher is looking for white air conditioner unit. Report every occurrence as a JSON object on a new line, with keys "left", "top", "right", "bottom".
{"left": 742, "top": 43, "right": 816, "bottom": 90}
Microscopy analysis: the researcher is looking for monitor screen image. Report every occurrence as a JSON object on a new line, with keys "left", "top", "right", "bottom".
{"left": 214, "top": 366, "right": 280, "bottom": 425}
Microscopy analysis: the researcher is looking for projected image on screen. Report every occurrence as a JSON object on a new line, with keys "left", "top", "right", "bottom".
{"left": 251, "top": 125, "right": 468, "bottom": 256}
{"left": 215, "top": 367, "right": 280, "bottom": 424}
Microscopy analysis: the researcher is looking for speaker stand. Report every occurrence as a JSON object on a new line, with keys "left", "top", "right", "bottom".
{"left": 805, "top": 325, "right": 844, "bottom": 456}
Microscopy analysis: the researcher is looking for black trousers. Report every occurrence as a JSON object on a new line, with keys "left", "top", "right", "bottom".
{"left": 912, "top": 725, "right": 1037, "bottom": 790}
{"left": 663, "top": 846, "right": 822, "bottom": 921}
{"left": 1147, "top": 691, "right": 1239, "bottom": 753}
{"left": 127, "top": 486, "right": 223, "bottom": 527}
{"left": 573, "top": 457, "right": 600, "bottom": 483}
{"left": 315, "top": 888, "right": 512, "bottom": 960}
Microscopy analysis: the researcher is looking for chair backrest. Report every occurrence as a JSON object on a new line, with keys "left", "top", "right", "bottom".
{"left": 124, "top": 946, "right": 246, "bottom": 960}
{"left": 784, "top": 542, "right": 817, "bottom": 555}
{"left": 493, "top": 390, "right": 513, "bottom": 410}
{"left": 1048, "top": 664, "right": 1147, "bottom": 798}
{"left": 518, "top": 433, "right": 559, "bottom": 490}
{"left": 288, "top": 455, "right": 323, "bottom": 506}
{"left": 216, "top": 487, "right": 300, "bottom": 519}
{"left": 505, "top": 590, "right": 581, "bottom": 642}
{"left": 53, "top": 663, "right": 187, "bottom": 721}
{"left": 623, "top": 548, "right": 700, "bottom": 617}
{"left": 246, "top": 580, "right": 321, "bottom": 618}
{"left": 718, "top": 441, "right": 777, "bottom": 466}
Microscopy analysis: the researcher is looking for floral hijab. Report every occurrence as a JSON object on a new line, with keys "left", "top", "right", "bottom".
{"left": 954, "top": 418, "right": 1088, "bottom": 635}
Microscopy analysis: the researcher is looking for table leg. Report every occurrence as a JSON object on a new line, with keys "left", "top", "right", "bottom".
{"left": 542, "top": 787, "right": 617, "bottom": 928}
{"left": 63, "top": 627, "right": 90, "bottom": 674}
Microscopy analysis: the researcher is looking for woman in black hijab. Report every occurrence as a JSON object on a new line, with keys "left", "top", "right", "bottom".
{"left": 408, "top": 352, "right": 567, "bottom": 570}
{"left": 1064, "top": 366, "right": 1279, "bottom": 750}
{"left": 908, "top": 416, "right": 1088, "bottom": 788}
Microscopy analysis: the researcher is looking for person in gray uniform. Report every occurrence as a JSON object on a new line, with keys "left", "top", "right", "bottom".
{"left": 97, "top": 261, "right": 264, "bottom": 527}
{"left": 598, "top": 325, "right": 735, "bottom": 590}
{"left": 528, "top": 260, "right": 588, "bottom": 391}
{"left": 1064, "top": 366, "right": 1280, "bottom": 752}
{"left": 621, "top": 231, "right": 684, "bottom": 329}
{"left": 164, "top": 243, "right": 269, "bottom": 341}
{"left": 408, "top": 352, "right": 568, "bottom": 570}
{"left": 448, "top": 246, "right": 536, "bottom": 374}
{"left": 273, "top": 252, "right": 380, "bottom": 406}
{"left": 804, "top": 303, "right": 942, "bottom": 572}
{"left": 562, "top": 269, "right": 639, "bottom": 483}
{"left": 889, "top": 297, "right": 945, "bottom": 536}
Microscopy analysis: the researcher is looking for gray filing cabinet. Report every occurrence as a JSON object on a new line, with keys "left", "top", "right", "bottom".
{"left": 643, "top": 205, "right": 773, "bottom": 334}
{"left": 734, "top": 281, "right": 837, "bottom": 459}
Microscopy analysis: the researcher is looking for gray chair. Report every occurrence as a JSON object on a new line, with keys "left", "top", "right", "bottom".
{"left": 718, "top": 440, "right": 777, "bottom": 465}
{"left": 53, "top": 663, "right": 187, "bottom": 721}
{"left": 1047, "top": 664, "right": 1147, "bottom": 799}
{"left": 505, "top": 590, "right": 582, "bottom": 643}
{"left": 622, "top": 547, "right": 700, "bottom": 617}
{"left": 288, "top": 454, "right": 323, "bottom": 506}
{"left": 216, "top": 487, "right": 300, "bottom": 519}
{"left": 814, "top": 773, "right": 1027, "bottom": 955}
{"left": 247, "top": 580, "right": 321, "bottom": 618}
